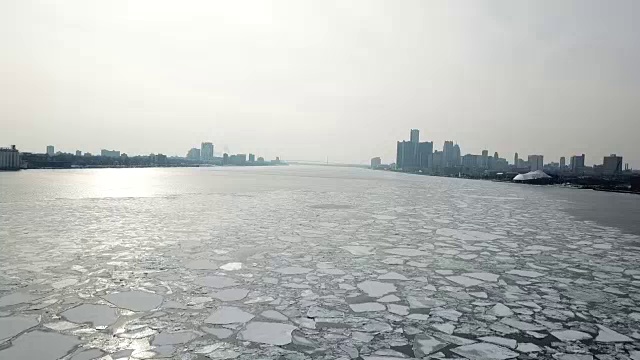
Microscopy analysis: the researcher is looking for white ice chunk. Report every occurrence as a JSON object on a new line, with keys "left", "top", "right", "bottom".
{"left": 377, "top": 295, "right": 401, "bottom": 303}
{"left": 61, "top": 304, "right": 119, "bottom": 327}
{"left": 551, "top": 330, "right": 592, "bottom": 342}
{"left": 349, "top": 302, "right": 386, "bottom": 312}
{"left": 595, "top": 325, "right": 633, "bottom": 342}
{"left": 103, "top": 291, "right": 163, "bottom": 312}
{"left": 500, "top": 318, "right": 544, "bottom": 331}
{"left": 238, "top": 322, "right": 297, "bottom": 345}
{"left": 0, "top": 331, "right": 81, "bottom": 360}
{"left": 446, "top": 276, "right": 484, "bottom": 287}
{"left": 384, "top": 248, "right": 428, "bottom": 257}
{"left": 205, "top": 306, "right": 254, "bottom": 324}
{"left": 220, "top": 262, "right": 242, "bottom": 271}
{"left": 436, "top": 228, "right": 504, "bottom": 241}
{"left": 432, "top": 323, "right": 455, "bottom": 334}
{"left": 432, "top": 309, "right": 462, "bottom": 321}
{"left": 506, "top": 270, "right": 544, "bottom": 278}
{"left": 451, "top": 342, "right": 518, "bottom": 360}
{"left": 0, "top": 316, "right": 39, "bottom": 342}
{"left": 357, "top": 280, "right": 397, "bottom": 297}
{"left": 0, "top": 293, "right": 41, "bottom": 307}
{"left": 555, "top": 354, "right": 594, "bottom": 360}
{"left": 464, "top": 272, "right": 500, "bottom": 282}
{"left": 202, "top": 327, "right": 233, "bottom": 339}
{"left": 213, "top": 289, "right": 249, "bottom": 302}
{"left": 387, "top": 304, "right": 409, "bottom": 316}
{"left": 470, "top": 292, "right": 488, "bottom": 299}
{"left": 341, "top": 246, "right": 375, "bottom": 255}
{"left": 377, "top": 272, "right": 408, "bottom": 281}
{"left": 479, "top": 336, "right": 517, "bottom": 349}
{"left": 261, "top": 310, "right": 288, "bottom": 321}
{"left": 516, "top": 343, "right": 541, "bottom": 353}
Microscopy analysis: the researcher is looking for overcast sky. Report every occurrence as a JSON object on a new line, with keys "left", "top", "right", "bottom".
{"left": 1, "top": 1, "right": 638, "bottom": 166}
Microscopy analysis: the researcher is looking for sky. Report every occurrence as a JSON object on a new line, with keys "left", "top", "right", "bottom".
{"left": 1, "top": 0, "right": 638, "bottom": 166}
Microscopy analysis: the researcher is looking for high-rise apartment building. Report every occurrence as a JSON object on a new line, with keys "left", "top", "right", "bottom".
{"left": 46, "top": 145, "right": 55, "bottom": 156}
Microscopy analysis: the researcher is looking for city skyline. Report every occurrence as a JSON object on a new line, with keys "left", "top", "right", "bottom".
{"left": 1, "top": 1, "right": 638, "bottom": 167}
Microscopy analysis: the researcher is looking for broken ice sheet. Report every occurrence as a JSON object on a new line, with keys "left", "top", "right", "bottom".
{"left": 205, "top": 306, "right": 254, "bottom": 324}
{"left": 220, "top": 262, "right": 242, "bottom": 271}
{"left": 212, "top": 288, "right": 249, "bottom": 301}
{"left": 0, "top": 316, "right": 39, "bottom": 342}
{"left": 238, "top": 321, "right": 297, "bottom": 345}
{"left": 446, "top": 275, "right": 484, "bottom": 287}
{"left": 357, "top": 280, "right": 397, "bottom": 297}
{"left": 451, "top": 342, "right": 518, "bottom": 360}
{"left": 61, "top": 304, "right": 119, "bottom": 327}
{"left": 0, "top": 331, "right": 81, "bottom": 360}
{"left": 103, "top": 290, "right": 163, "bottom": 311}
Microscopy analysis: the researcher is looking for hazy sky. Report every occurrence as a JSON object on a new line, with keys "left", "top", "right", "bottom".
{"left": 1, "top": 1, "right": 638, "bottom": 166}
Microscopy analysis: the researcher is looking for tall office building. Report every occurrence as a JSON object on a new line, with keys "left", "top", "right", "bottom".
{"left": 570, "top": 154, "right": 585, "bottom": 173}
{"left": 46, "top": 145, "right": 55, "bottom": 156}
{"left": 222, "top": 153, "right": 229, "bottom": 165}
{"left": 528, "top": 155, "right": 544, "bottom": 171}
{"left": 201, "top": 142, "right": 214, "bottom": 161}
{"left": 514, "top": 152, "right": 519, "bottom": 166}
{"left": 249, "top": 153, "right": 256, "bottom": 162}
{"left": 481, "top": 150, "right": 489, "bottom": 169}
{"left": 418, "top": 141, "right": 433, "bottom": 168}
{"left": 560, "top": 157, "right": 566, "bottom": 168}
{"left": 410, "top": 129, "right": 419, "bottom": 143}
{"left": 452, "top": 144, "right": 461, "bottom": 166}
{"left": 75, "top": 150, "right": 82, "bottom": 157}
{"left": 603, "top": 154, "right": 622, "bottom": 175}
{"left": 396, "top": 129, "right": 433, "bottom": 170}
{"left": 442, "top": 141, "right": 454, "bottom": 167}
{"left": 186, "top": 148, "right": 201, "bottom": 160}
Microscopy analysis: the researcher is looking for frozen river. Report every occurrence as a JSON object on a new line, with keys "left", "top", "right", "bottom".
{"left": 1, "top": 166, "right": 640, "bottom": 360}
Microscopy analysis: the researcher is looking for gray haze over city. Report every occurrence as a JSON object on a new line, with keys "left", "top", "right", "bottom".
{"left": 1, "top": 0, "right": 639, "bottom": 166}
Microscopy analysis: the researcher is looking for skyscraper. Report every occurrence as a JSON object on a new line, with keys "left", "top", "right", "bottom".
{"left": 371, "top": 157, "right": 381, "bottom": 169}
{"left": 528, "top": 155, "right": 544, "bottom": 171}
{"left": 201, "top": 142, "right": 214, "bottom": 161}
{"left": 514, "top": 152, "right": 519, "bottom": 166}
{"left": 75, "top": 150, "right": 82, "bottom": 156}
{"left": 481, "top": 150, "right": 489, "bottom": 169}
{"left": 560, "top": 157, "right": 566, "bottom": 168}
{"left": 418, "top": 141, "right": 433, "bottom": 168}
{"left": 443, "top": 141, "right": 454, "bottom": 167}
{"left": 452, "top": 144, "right": 461, "bottom": 166}
{"left": 570, "top": 154, "right": 585, "bottom": 173}
{"left": 46, "top": 145, "right": 55, "bottom": 156}
{"left": 249, "top": 153, "right": 256, "bottom": 162}
{"left": 410, "top": 129, "right": 419, "bottom": 143}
